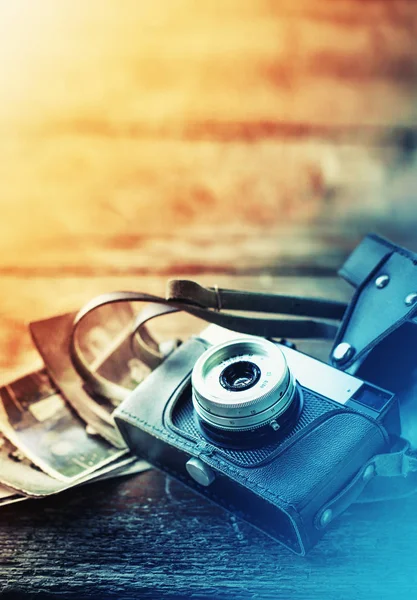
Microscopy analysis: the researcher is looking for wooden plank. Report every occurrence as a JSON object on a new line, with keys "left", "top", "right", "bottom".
{"left": 0, "top": 226, "right": 357, "bottom": 274}
{"left": 1, "top": 0, "right": 416, "bottom": 134}
{"left": 1, "top": 465, "right": 416, "bottom": 599}
{"left": 0, "top": 135, "right": 415, "bottom": 273}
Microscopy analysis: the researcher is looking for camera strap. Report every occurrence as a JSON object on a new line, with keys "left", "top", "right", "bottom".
{"left": 69, "top": 282, "right": 347, "bottom": 403}
{"left": 331, "top": 233, "right": 417, "bottom": 371}
{"left": 326, "top": 233, "right": 417, "bottom": 501}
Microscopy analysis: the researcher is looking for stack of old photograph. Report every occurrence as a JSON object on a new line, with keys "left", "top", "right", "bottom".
{"left": 0, "top": 303, "right": 156, "bottom": 505}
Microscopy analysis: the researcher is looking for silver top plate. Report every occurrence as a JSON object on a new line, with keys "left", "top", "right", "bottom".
{"left": 197, "top": 324, "right": 363, "bottom": 406}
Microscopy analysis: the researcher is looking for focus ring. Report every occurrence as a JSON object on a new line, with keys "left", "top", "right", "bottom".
{"left": 193, "top": 372, "right": 297, "bottom": 431}
{"left": 191, "top": 337, "right": 296, "bottom": 432}
{"left": 193, "top": 368, "right": 291, "bottom": 412}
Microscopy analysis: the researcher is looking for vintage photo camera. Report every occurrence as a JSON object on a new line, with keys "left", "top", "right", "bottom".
{"left": 114, "top": 324, "right": 399, "bottom": 555}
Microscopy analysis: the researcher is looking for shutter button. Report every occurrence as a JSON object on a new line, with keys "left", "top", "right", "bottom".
{"left": 186, "top": 457, "right": 216, "bottom": 486}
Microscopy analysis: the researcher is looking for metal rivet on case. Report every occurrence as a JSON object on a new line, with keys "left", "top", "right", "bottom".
{"left": 362, "top": 464, "right": 376, "bottom": 482}
{"left": 375, "top": 275, "right": 390, "bottom": 289}
{"left": 320, "top": 509, "right": 333, "bottom": 528}
{"left": 185, "top": 457, "right": 216, "bottom": 487}
{"left": 332, "top": 343, "right": 355, "bottom": 365}
{"left": 405, "top": 293, "right": 417, "bottom": 307}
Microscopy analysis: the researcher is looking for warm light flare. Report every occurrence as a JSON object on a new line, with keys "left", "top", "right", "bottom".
{"left": 0, "top": 1, "right": 62, "bottom": 117}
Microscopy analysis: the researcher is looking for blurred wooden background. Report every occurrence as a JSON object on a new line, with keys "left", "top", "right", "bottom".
{"left": 1, "top": 2, "right": 417, "bottom": 599}
{"left": 0, "top": 0, "right": 417, "bottom": 374}
{"left": 1, "top": 0, "right": 417, "bottom": 384}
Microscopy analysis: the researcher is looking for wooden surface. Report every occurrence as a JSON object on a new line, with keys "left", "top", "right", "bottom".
{"left": 1, "top": 1, "right": 417, "bottom": 598}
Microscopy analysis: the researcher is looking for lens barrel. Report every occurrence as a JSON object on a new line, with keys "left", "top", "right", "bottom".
{"left": 191, "top": 337, "right": 301, "bottom": 448}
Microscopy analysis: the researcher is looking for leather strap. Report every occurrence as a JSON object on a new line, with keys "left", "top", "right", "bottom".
{"left": 338, "top": 234, "right": 394, "bottom": 288}
{"left": 358, "top": 438, "right": 417, "bottom": 502}
{"left": 316, "top": 438, "right": 417, "bottom": 523}
{"left": 167, "top": 280, "right": 346, "bottom": 319}
{"left": 70, "top": 281, "right": 346, "bottom": 402}
{"left": 71, "top": 303, "right": 179, "bottom": 403}
{"left": 332, "top": 234, "right": 417, "bottom": 371}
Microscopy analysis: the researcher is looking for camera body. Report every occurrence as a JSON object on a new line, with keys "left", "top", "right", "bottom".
{"left": 114, "top": 325, "right": 399, "bottom": 554}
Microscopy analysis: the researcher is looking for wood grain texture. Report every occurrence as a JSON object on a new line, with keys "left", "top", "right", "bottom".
{"left": 0, "top": 469, "right": 416, "bottom": 600}
{"left": 1, "top": 0, "right": 417, "bottom": 276}
{"left": 2, "top": 0, "right": 416, "bottom": 130}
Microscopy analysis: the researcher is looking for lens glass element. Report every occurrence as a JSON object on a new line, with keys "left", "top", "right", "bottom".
{"left": 220, "top": 360, "right": 261, "bottom": 392}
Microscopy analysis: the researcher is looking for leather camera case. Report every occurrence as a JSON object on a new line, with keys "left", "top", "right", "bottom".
{"left": 114, "top": 337, "right": 393, "bottom": 555}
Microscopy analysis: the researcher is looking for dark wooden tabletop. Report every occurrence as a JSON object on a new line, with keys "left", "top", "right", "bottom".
{"left": 1, "top": 1, "right": 417, "bottom": 598}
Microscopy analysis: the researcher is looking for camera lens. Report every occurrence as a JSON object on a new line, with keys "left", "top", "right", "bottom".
{"left": 191, "top": 337, "right": 302, "bottom": 448}
{"left": 220, "top": 361, "right": 261, "bottom": 392}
